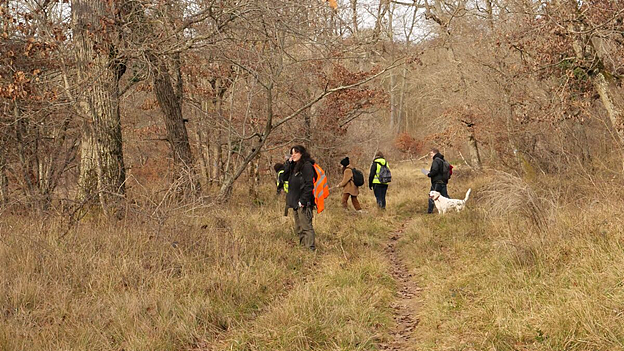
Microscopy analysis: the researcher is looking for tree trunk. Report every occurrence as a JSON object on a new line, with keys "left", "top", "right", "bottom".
{"left": 451, "top": 45, "right": 483, "bottom": 170}
{"left": 397, "top": 6, "right": 418, "bottom": 134}
{"left": 304, "top": 88, "right": 313, "bottom": 142}
{"left": 217, "top": 85, "right": 274, "bottom": 203}
{"left": 387, "top": 3, "right": 400, "bottom": 133}
{"left": 213, "top": 91, "right": 224, "bottom": 185}
{"left": 562, "top": 3, "right": 624, "bottom": 168}
{"left": 593, "top": 73, "right": 624, "bottom": 140}
{"left": 304, "top": 110, "right": 312, "bottom": 142}
{"left": 0, "top": 151, "right": 7, "bottom": 206}
{"left": 467, "top": 133, "right": 482, "bottom": 170}
{"left": 14, "top": 102, "right": 35, "bottom": 200}
{"left": 151, "top": 54, "right": 200, "bottom": 195}
{"left": 73, "top": 0, "right": 126, "bottom": 216}
{"left": 350, "top": 0, "right": 358, "bottom": 34}
{"left": 217, "top": 139, "right": 264, "bottom": 204}
{"left": 485, "top": 0, "right": 494, "bottom": 30}
{"left": 373, "top": 0, "right": 389, "bottom": 41}
{"left": 248, "top": 155, "right": 260, "bottom": 201}
{"left": 397, "top": 63, "right": 409, "bottom": 133}
{"left": 196, "top": 128, "right": 211, "bottom": 186}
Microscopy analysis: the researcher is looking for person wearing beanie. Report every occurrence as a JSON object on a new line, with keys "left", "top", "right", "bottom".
{"left": 337, "top": 156, "right": 362, "bottom": 211}
{"left": 340, "top": 157, "right": 350, "bottom": 167}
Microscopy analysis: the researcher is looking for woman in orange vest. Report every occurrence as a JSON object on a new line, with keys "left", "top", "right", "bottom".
{"left": 283, "top": 145, "right": 317, "bottom": 251}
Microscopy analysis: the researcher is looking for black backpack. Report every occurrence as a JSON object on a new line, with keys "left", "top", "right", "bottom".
{"left": 441, "top": 159, "right": 452, "bottom": 181}
{"left": 351, "top": 168, "right": 364, "bottom": 187}
{"left": 377, "top": 162, "right": 392, "bottom": 183}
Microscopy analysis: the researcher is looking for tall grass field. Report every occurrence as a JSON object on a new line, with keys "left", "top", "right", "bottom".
{"left": 2, "top": 162, "right": 624, "bottom": 350}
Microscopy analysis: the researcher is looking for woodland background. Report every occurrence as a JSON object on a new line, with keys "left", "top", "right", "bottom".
{"left": 2, "top": 0, "right": 622, "bottom": 213}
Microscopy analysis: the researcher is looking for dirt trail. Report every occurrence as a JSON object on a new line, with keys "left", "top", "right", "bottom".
{"left": 380, "top": 221, "right": 422, "bottom": 351}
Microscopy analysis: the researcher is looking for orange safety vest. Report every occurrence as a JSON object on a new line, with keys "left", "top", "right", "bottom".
{"left": 313, "top": 163, "right": 329, "bottom": 214}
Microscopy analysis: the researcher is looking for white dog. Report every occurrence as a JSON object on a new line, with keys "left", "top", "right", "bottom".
{"left": 429, "top": 188, "right": 472, "bottom": 214}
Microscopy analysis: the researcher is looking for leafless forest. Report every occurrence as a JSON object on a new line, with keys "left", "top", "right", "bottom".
{"left": 2, "top": 0, "right": 622, "bottom": 213}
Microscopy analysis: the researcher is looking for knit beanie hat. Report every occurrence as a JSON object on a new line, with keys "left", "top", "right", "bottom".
{"left": 340, "top": 157, "right": 350, "bottom": 167}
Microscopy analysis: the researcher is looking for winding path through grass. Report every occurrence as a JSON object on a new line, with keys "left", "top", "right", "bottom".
{"left": 379, "top": 218, "right": 423, "bottom": 351}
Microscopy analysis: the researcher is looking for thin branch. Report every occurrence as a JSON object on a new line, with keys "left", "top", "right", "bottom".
{"left": 272, "top": 59, "right": 405, "bottom": 129}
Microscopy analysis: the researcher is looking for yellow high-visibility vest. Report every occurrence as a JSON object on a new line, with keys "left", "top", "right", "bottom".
{"left": 277, "top": 170, "right": 289, "bottom": 193}
{"left": 372, "top": 158, "right": 388, "bottom": 184}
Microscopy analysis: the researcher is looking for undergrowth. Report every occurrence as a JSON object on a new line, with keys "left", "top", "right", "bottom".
{"left": 400, "top": 166, "right": 624, "bottom": 350}
{"left": 0, "top": 169, "right": 413, "bottom": 350}
{"left": 3, "top": 161, "right": 624, "bottom": 350}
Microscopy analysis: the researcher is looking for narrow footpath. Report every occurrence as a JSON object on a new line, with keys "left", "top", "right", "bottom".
{"left": 380, "top": 221, "right": 422, "bottom": 351}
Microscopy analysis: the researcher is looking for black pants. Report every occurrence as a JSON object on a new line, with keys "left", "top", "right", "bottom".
{"left": 428, "top": 182, "right": 449, "bottom": 213}
{"left": 373, "top": 184, "right": 388, "bottom": 209}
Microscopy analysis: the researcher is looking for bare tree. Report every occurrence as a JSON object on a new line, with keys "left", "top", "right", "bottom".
{"left": 550, "top": 0, "right": 624, "bottom": 167}
{"left": 423, "top": 0, "right": 483, "bottom": 169}
{"left": 0, "top": 1, "right": 78, "bottom": 211}
{"left": 72, "top": 0, "right": 127, "bottom": 215}
{"left": 0, "top": 139, "right": 8, "bottom": 206}
{"left": 150, "top": 52, "right": 200, "bottom": 194}
{"left": 350, "top": 0, "right": 359, "bottom": 34}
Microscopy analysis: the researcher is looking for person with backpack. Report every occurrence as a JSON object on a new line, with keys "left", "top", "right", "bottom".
{"left": 336, "top": 157, "right": 363, "bottom": 212}
{"left": 274, "top": 162, "right": 288, "bottom": 195}
{"left": 283, "top": 145, "right": 317, "bottom": 251}
{"left": 427, "top": 148, "right": 451, "bottom": 214}
{"left": 369, "top": 152, "right": 391, "bottom": 209}
{"left": 274, "top": 162, "right": 290, "bottom": 216}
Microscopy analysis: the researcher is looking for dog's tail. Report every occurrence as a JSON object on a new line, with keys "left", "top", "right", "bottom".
{"left": 464, "top": 188, "right": 472, "bottom": 202}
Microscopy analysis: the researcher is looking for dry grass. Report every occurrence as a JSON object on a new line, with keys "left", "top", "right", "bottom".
{"left": 3, "top": 161, "right": 624, "bottom": 350}
{"left": 399, "top": 165, "right": 624, "bottom": 351}
{"left": 478, "top": 170, "right": 556, "bottom": 229}
{"left": 0, "top": 172, "right": 412, "bottom": 350}
{"left": 0, "top": 206, "right": 314, "bottom": 350}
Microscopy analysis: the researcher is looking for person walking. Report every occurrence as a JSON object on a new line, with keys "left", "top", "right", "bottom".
{"left": 283, "top": 145, "right": 316, "bottom": 251}
{"left": 336, "top": 157, "right": 362, "bottom": 212}
{"left": 368, "top": 152, "right": 390, "bottom": 209}
{"left": 427, "top": 148, "right": 451, "bottom": 214}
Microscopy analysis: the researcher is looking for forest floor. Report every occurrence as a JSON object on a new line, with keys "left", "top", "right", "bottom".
{"left": 3, "top": 162, "right": 624, "bottom": 350}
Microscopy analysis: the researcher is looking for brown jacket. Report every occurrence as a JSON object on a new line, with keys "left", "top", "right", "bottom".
{"left": 338, "top": 166, "right": 359, "bottom": 196}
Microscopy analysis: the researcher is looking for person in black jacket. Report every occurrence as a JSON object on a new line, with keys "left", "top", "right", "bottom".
{"left": 282, "top": 145, "right": 316, "bottom": 251}
{"left": 427, "top": 148, "right": 451, "bottom": 213}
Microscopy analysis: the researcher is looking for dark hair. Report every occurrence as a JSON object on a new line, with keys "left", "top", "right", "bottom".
{"left": 290, "top": 145, "right": 310, "bottom": 158}
{"left": 274, "top": 162, "right": 284, "bottom": 173}
{"left": 291, "top": 145, "right": 312, "bottom": 173}
{"left": 374, "top": 151, "right": 384, "bottom": 159}
{"left": 430, "top": 148, "right": 439, "bottom": 154}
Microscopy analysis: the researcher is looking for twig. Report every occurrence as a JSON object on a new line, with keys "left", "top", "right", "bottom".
{"left": 457, "top": 151, "right": 474, "bottom": 169}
